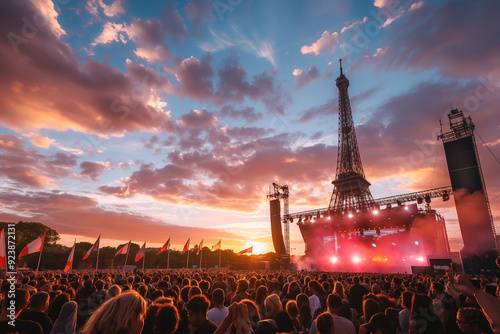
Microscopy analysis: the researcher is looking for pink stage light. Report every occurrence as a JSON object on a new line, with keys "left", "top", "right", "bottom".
{"left": 352, "top": 256, "right": 361, "bottom": 263}
{"left": 417, "top": 257, "right": 425, "bottom": 262}
{"left": 330, "top": 256, "right": 338, "bottom": 263}
{"left": 348, "top": 213, "right": 353, "bottom": 218}
{"left": 373, "top": 210, "right": 379, "bottom": 215}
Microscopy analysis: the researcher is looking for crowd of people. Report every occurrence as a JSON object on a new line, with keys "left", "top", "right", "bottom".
{"left": 1, "top": 268, "right": 499, "bottom": 334}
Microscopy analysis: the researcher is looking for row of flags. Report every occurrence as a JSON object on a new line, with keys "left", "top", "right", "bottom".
{"left": 0, "top": 230, "right": 253, "bottom": 272}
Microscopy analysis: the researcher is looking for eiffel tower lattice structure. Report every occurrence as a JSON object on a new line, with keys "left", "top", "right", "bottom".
{"left": 328, "top": 60, "right": 378, "bottom": 214}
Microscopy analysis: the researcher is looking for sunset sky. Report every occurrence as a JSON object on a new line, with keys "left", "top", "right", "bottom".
{"left": 1, "top": 0, "right": 499, "bottom": 255}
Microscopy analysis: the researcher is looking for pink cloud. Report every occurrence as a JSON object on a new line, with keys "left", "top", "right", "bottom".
{"left": 23, "top": 132, "right": 54, "bottom": 149}
{"left": 0, "top": 1, "right": 175, "bottom": 136}
{"left": 80, "top": 161, "right": 107, "bottom": 181}
{"left": 341, "top": 17, "right": 367, "bottom": 34}
{"left": 219, "top": 106, "right": 263, "bottom": 123}
{"left": 0, "top": 134, "right": 78, "bottom": 187}
{"left": 86, "top": 0, "right": 126, "bottom": 18}
{"left": 214, "top": 55, "right": 291, "bottom": 114}
{"left": 174, "top": 55, "right": 215, "bottom": 100}
{"left": 301, "top": 31, "right": 339, "bottom": 55}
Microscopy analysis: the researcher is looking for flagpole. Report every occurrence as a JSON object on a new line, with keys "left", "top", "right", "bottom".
{"left": 71, "top": 239, "right": 76, "bottom": 272}
{"left": 96, "top": 234, "right": 100, "bottom": 271}
{"left": 219, "top": 240, "right": 221, "bottom": 270}
{"left": 124, "top": 241, "right": 131, "bottom": 269}
{"left": 142, "top": 243, "right": 146, "bottom": 271}
{"left": 199, "top": 247, "right": 202, "bottom": 269}
{"left": 167, "top": 249, "right": 170, "bottom": 270}
{"left": 36, "top": 234, "right": 45, "bottom": 274}
{"left": 186, "top": 247, "right": 189, "bottom": 269}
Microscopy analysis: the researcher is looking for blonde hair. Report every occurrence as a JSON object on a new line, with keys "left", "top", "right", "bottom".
{"left": 81, "top": 290, "right": 146, "bottom": 334}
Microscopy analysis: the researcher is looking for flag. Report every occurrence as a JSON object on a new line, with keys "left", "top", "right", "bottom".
{"left": 19, "top": 234, "right": 45, "bottom": 258}
{"left": 83, "top": 235, "right": 100, "bottom": 260}
{"left": 64, "top": 243, "right": 75, "bottom": 273}
{"left": 197, "top": 240, "right": 203, "bottom": 255}
{"left": 156, "top": 237, "right": 170, "bottom": 255}
{"left": 212, "top": 239, "right": 221, "bottom": 251}
{"left": 114, "top": 241, "right": 130, "bottom": 258}
{"left": 0, "top": 229, "right": 6, "bottom": 268}
{"left": 238, "top": 245, "right": 253, "bottom": 255}
{"left": 183, "top": 238, "right": 190, "bottom": 252}
{"left": 135, "top": 242, "right": 146, "bottom": 262}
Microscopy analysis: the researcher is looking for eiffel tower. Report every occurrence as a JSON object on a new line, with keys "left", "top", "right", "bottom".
{"left": 328, "top": 60, "right": 377, "bottom": 214}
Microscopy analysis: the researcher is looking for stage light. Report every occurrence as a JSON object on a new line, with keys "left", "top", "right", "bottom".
{"left": 327, "top": 216, "right": 331, "bottom": 220}
{"left": 417, "top": 257, "right": 424, "bottom": 262}
{"left": 373, "top": 210, "right": 379, "bottom": 215}
{"left": 392, "top": 243, "right": 396, "bottom": 246}
{"left": 348, "top": 213, "right": 353, "bottom": 218}
{"left": 352, "top": 256, "right": 361, "bottom": 263}
{"left": 402, "top": 259, "right": 406, "bottom": 261}
{"left": 404, "top": 206, "right": 409, "bottom": 210}
{"left": 371, "top": 243, "right": 376, "bottom": 247}
{"left": 415, "top": 241, "right": 419, "bottom": 245}
{"left": 330, "top": 256, "right": 338, "bottom": 263}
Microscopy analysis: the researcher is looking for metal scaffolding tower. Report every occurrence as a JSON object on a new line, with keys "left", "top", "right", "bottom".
{"left": 268, "top": 183, "right": 290, "bottom": 254}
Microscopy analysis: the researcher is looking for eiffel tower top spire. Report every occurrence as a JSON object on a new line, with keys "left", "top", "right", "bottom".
{"left": 328, "top": 60, "right": 376, "bottom": 213}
